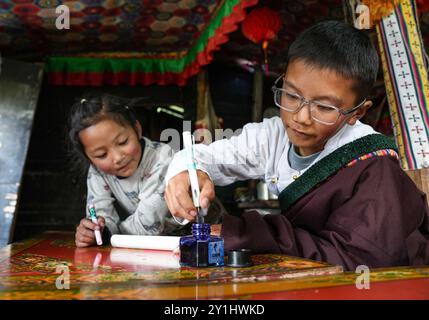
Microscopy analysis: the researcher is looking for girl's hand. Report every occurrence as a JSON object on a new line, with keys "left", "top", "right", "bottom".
{"left": 75, "top": 216, "right": 105, "bottom": 247}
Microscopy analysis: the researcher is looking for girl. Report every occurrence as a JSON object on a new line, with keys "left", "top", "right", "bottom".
{"left": 69, "top": 93, "right": 180, "bottom": 247}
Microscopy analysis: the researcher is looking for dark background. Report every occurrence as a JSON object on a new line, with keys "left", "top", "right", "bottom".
{"left": 12, "top": 62, "right": 262, "bottom": 241}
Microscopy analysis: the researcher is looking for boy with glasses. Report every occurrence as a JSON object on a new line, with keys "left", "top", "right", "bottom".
{"left": 165, "top": 20, "right": 429, "bottom": 270}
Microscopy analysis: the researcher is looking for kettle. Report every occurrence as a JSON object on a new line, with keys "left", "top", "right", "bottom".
{"left": 257, "top": 180, "right": 278, "bottom": 200}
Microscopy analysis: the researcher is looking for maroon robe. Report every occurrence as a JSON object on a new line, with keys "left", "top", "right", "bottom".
{"left": 222, "top": 154, "right": 429, "bottom": 271}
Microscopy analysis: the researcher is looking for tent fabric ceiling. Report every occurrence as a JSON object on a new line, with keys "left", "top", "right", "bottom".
{"left": 0, "top": 0, "right": 259, "bottom": 85}
{"left": 44, "top": 0, "right": 259, "bottom": 86}
{"left": 0, "top": 0, "right": 428, "bottom": 85}
{"left": 1, "top": 0, "right": 240, "bottom": 57}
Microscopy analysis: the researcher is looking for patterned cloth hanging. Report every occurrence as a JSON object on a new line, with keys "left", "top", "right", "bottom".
{"left": 376, "top": 0, "right": 429, "bottom": 170}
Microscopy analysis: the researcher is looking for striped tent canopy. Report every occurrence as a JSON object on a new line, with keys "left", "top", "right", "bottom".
{"left": 0, "top": 0, "right": 428, "bottom": 86}
{"left": 0, "top": 0, "right": 259, "bottom": 86}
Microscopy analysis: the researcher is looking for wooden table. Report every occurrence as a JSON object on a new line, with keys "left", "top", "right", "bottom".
{"left": 1, "top": 231, "right": 429, "bottom": 300}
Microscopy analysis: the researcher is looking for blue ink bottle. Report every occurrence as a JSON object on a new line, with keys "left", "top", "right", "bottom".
{"left": 179, "top": 223, "right": 224, "bottom": 267}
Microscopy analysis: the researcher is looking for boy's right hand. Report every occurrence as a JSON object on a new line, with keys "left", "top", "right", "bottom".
{"left": 75, "top": 216, "right": 105, "bottom": 247}
{"left": 165, "top": 170, "right": 215, "bottom": 221}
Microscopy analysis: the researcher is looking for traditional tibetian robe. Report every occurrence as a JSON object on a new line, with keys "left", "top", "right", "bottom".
{"left": 166, "top": 117, "right": 429, "bottom": 271}
{"left": 222, "top": 136, "right": 429, "bottom": 271}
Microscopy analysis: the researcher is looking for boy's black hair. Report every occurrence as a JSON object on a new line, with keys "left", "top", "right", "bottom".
{"left": 286, "top": 20, "right": 379, "bottom": 101}
{"left": 67, "top": 93, "right": 139, "bottom": 174}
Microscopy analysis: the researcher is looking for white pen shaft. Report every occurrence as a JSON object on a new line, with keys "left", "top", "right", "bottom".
{"left": 183, "top": 131, "right": 201, "bottom": 208}
{"left": 188, "top": 167, "right": 201, "bottom": 208}
{"left": 91, "top": 217, "right": 103, "bottom": 246}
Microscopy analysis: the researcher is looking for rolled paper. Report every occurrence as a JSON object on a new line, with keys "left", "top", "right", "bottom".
{"left": 110, "top": 234, "right": 180, "bottom": 251}
{"left": 110, "top": 248, "right": 180, "bottom": 269}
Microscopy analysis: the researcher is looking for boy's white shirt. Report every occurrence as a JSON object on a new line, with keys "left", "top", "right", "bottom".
{"left": 165, "top": 116, "right": 378, "bottom": 196}
{"left": 87, "top": 137, "right": 176, "bottom": 235}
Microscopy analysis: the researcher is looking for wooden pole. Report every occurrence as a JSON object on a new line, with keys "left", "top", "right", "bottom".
{"left": 405, "top": 168, "right": 429, "bottom": 205}
{"left": 251, "top": 68, "right": 264, "bottom": 123}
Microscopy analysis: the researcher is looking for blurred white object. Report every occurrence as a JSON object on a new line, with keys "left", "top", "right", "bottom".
{"left": 245, "top": 208, "right": 281, "bottom": 215}
{"left": 268, "top": 192, "right": 278, "bottom": 200}
{"left": 256, "top": 180, "right": 269, "bottom": 200}
{"left": 257, "top": 180, "right": 278, "bottom": 200}
{"left": 110, "top": 248, "right": 180, "bottom": 269}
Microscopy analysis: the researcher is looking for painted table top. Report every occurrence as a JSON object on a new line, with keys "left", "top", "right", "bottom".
{"left": 1, "top": 231, "right": 429, "bottom": 300}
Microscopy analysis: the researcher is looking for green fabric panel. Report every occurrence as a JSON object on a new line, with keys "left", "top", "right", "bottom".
{"left": 46, "top": 0, "right": 242, "bottom": 74}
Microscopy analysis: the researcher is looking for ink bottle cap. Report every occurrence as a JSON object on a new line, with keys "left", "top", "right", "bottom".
{"left": 227, "top": 249, "right": 253, "bottom": 267}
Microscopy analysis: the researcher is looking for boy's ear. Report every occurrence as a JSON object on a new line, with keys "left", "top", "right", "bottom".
{"left": 346, "top": 100, "right": 373, "bottom": 125}
{"left": 135, "top": 121, "right": 143, "bottom": 138}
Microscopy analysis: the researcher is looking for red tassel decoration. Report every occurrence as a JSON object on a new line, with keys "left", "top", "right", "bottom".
{"left": 242, "top": 7, "right": 282, "bottom": 74}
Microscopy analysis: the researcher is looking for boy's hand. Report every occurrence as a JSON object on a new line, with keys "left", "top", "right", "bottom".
{"left": 75, "top": 216, "right": 105, "bottom": 247}
{"left": 210, "top": 224, "right": 222, "bottom": 236}
{"left": 165, "top": 170, "right": 215, "bottom": 221}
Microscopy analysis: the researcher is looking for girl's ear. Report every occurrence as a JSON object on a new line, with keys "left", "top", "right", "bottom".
{"left": 346, "top": 100, "right": 372, "bottom": 126}
{"left": 135, "top": 121, "right": 143, "bottom": 138}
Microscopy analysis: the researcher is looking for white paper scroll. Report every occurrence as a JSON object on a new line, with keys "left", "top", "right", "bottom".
{"left": 110, "top": 234, "right": 180, "bottom": 251}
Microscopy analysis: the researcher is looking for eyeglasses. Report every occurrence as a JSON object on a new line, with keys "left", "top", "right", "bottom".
{"left": 271, "top": 74, "right": 366, "bottom": 126}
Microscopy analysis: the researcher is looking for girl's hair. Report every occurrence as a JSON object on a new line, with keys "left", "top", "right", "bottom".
{"left": 68, "top": 93, "right": 140, "bottom": 174}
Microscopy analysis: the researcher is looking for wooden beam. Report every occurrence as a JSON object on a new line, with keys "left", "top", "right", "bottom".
{"left": 405, "top": 168, "right": 429, "bottom": 205}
